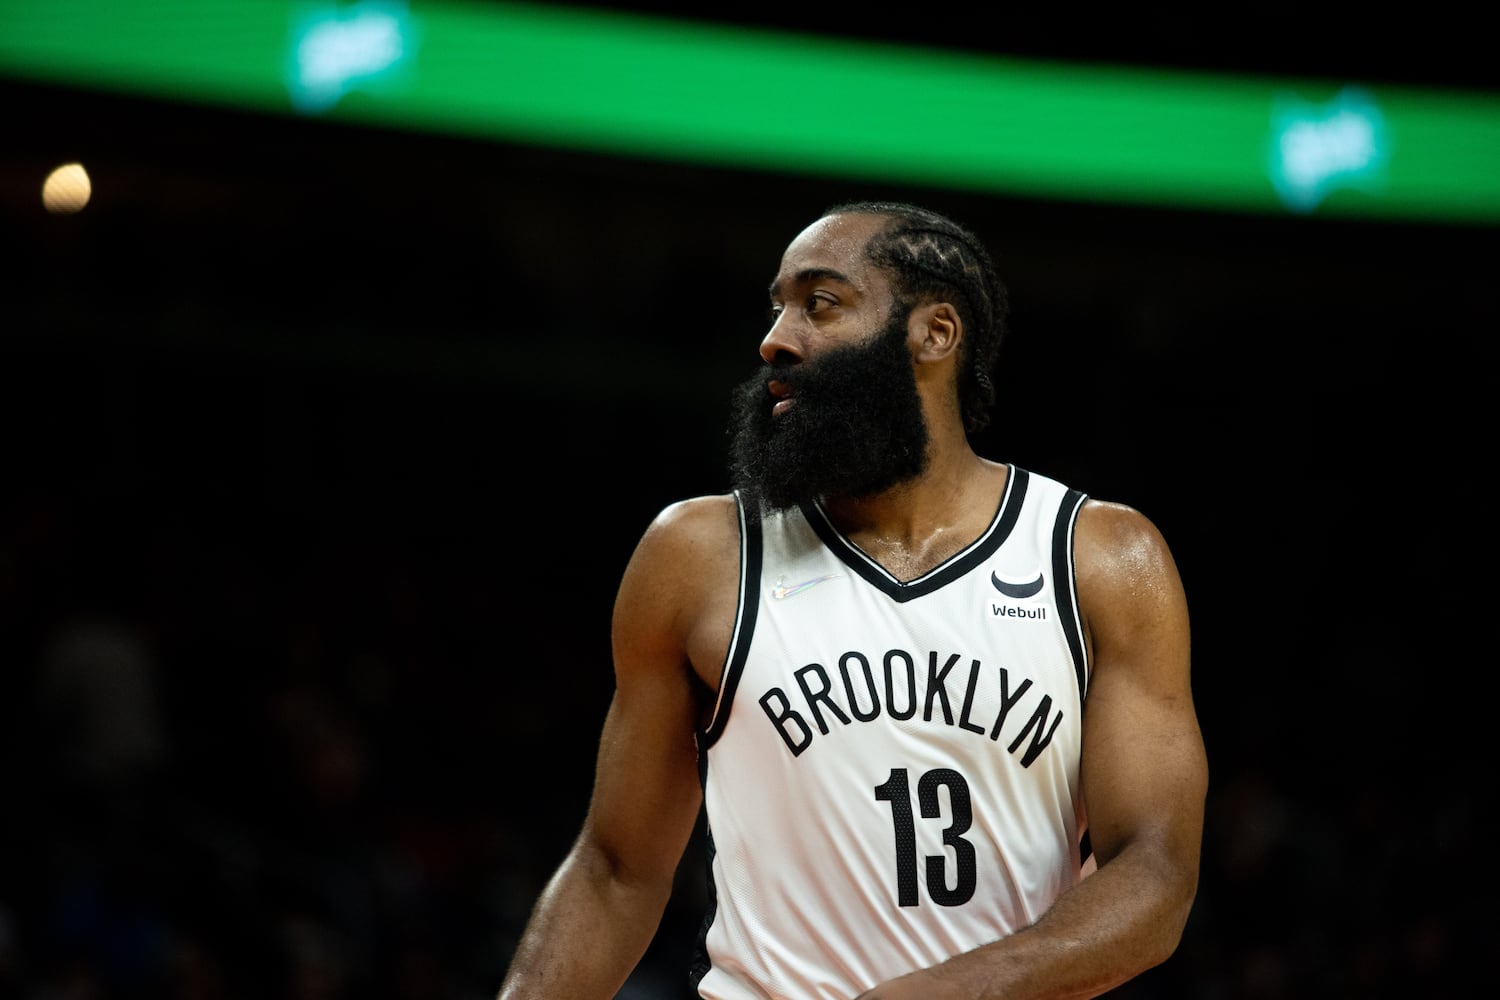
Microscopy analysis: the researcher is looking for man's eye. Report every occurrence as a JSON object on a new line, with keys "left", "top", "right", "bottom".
{"left": 767, "top": 294, "right": 835, "bottom": 324}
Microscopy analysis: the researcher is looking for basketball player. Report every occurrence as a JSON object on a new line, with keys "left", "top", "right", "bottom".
{"left": 498, "top": 202, "right": 1207, "bottom": 999}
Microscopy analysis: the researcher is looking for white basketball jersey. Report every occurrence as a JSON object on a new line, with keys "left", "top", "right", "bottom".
{"left": 690, "top": 465, "right": 1090, "bottom": 1000}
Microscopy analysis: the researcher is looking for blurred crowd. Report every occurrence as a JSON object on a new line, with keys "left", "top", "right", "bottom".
{"left": 1, "top": 303, "right": 1485, "bottom": 999}
{"left": 1, "top": 476, "right": 1479, "bottom": 1000}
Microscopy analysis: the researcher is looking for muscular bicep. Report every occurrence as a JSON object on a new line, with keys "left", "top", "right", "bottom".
{"left": 1076, "top": 501, "right": 1207, "bottom": 879}
{"left": 577, "top": 497, "right": 739, "bottom": 887}
{"left": 581, "top": 675, "right": 702, "bottom": 889}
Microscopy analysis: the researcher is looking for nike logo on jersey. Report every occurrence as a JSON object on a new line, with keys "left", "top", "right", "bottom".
{"left": 990, "top": 570, "right": 1044, "bottom": 599}
{"left": 771, "top": 574, "right": 841, "bottom": 600}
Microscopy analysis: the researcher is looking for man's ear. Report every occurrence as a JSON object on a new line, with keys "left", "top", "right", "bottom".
{"left": 910, "top": 301, "right": 962, "bottom": 364}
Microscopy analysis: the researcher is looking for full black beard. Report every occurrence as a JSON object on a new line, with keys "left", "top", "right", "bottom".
{"left": 727, "top": 312, "right": 930, "bottom": 513}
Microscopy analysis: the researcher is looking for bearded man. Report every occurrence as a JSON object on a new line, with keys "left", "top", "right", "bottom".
{"left": 499, "top": 201, "right": 1207, "bottom": 1000}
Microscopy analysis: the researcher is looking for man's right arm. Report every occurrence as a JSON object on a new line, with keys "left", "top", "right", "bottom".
{"left": 497, "top": 496, "right": 737, "bottom": 1000}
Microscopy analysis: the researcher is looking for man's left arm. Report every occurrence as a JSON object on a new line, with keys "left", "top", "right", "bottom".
{"left": 860, "top": 499, "right": 1208, "bottom": 1000}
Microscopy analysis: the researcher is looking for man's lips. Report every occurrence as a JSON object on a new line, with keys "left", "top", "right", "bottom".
{"left": 767, "top": 379, "right": 794, "bottom": 415}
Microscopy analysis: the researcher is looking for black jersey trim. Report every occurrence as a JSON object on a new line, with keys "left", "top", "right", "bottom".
{"left": 1052, "top": 488, "right": 1089, "bottom": 701}
{"left": 699, "top": 491, "right": 761, "bottom": 751}
{"left": 687, "top": 819, "right": 719, "bottom": 991}
{"left": 799, "top": 466, "right": 1029, "bottom": 604}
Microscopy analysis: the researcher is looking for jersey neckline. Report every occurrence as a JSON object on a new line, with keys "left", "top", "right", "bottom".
{"left": 799, "top": 465, "right": 1028, "bottom": 604}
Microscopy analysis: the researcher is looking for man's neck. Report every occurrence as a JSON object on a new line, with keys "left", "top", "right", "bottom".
{"left": 821, "top": 452, "right": 1007, "bottom": 582}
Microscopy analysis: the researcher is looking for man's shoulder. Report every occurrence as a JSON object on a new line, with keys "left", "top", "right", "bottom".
{"left": 1075, "top": 497, "right": 1161, "bottom": 545}
{"left": 655, "top": 492, "right": 740, "bottom": 528}
{"left": 1073, "top": 498, "right": 1178, "bottom": 591}
{"left": 639, "top": 493, "right": 742, "bottom": 556}
{"left": 617, "top": 493, "right": 743, "bottom": 634}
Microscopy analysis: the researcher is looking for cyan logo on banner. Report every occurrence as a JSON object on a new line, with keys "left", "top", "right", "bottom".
{"left": 287, "top": 1, "right": 420, "bottom": 114}
{"left": 1268, "top": 87, "right": 1391, "bottom": 213}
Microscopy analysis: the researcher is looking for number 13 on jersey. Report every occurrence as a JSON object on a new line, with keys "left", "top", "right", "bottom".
{"left": 874, "top": 767, "right": 977, "bottom": 907}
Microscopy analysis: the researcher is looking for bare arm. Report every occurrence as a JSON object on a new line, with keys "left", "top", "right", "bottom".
{"left": 498, "top": 497, "right": 738, "bottom": 1000}
{"left": 860, "top": 499, "right": 1208, "bottom": 999}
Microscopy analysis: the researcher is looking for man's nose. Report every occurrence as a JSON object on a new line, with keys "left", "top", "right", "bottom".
{"left": 759, "top": 313, "right": 802, "bottom": 366}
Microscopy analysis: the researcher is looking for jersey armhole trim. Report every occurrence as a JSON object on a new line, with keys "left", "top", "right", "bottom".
{"left": 1053, "top": 488, "right": 1090, "bottom": 701}
{"left": 699, "top": 490, "right": 760, "bottom": 750}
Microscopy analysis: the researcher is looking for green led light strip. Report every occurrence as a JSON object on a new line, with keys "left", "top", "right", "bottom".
{"left": 3, "top": 0, "right": 1499, "bottom": 223}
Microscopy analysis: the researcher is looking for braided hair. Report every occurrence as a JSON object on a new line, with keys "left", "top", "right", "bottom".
{"left": 822, "top": 201, "right": 1009, "bottom": 434}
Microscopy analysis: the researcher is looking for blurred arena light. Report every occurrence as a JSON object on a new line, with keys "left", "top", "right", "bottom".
{"left": 1, "top": 0, "right": 1498, "bottom": 223}
{"left": 41, "top": 161, "right": 91, "bottom": 214}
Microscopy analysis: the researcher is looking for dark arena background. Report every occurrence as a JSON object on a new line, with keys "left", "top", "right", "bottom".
{"left": 1, "top": 3, "right": 1494, "bottom": 998}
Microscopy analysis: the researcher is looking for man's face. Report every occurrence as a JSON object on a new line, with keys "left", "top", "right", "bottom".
{"left": 727, "top": 304, "right": 929, "bottom": 512}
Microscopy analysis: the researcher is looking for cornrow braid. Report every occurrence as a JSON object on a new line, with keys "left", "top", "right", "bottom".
{"left": 822, "top": 201, "right": 1009, "bottom": 434}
